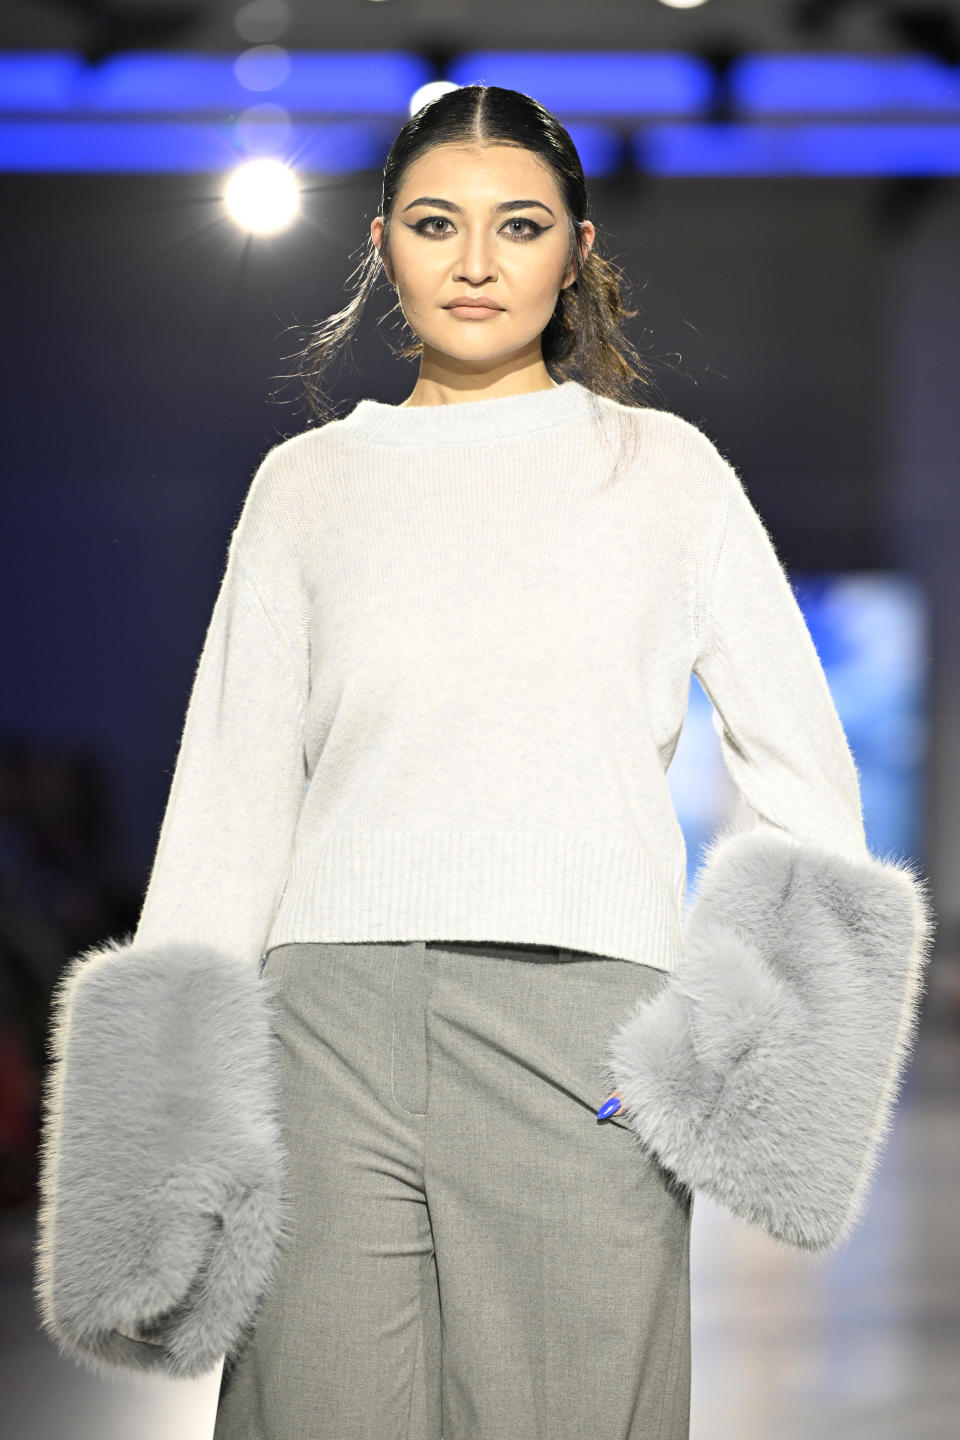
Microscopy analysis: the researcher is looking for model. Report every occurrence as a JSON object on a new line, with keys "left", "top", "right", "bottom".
{"left": 34, "top": 84, "right": 935, "bottom": 1440}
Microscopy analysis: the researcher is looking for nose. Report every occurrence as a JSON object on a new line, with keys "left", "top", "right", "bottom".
{"left": 454, "top": 235, "right": 498, "bottom": 286}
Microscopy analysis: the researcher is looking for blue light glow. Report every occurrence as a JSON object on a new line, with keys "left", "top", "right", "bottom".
{"left": 0, "top": 51, "right": 959, "bottom": 175}
{"left": 0, "top": 120, "right": 391, "bottom": 172}
{"left": 671, "top": 574, "right": 929, "bottom": 897}
{"left": 446, "top": 51, "right": 713, "bottom": 113}
{"left": 733, "top": 54, "right": 960, "bottom": 114}
{"left": 0, "top": 50, "right": 434, "bottom": 112}
{"left": 637, "top": 123, "right": 960, "bottom": 175}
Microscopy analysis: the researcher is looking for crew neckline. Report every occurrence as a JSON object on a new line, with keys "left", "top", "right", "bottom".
{"left": 337, "top": 379, "right": 597, "bottom": 446}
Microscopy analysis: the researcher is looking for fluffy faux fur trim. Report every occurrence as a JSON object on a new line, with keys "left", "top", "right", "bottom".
{"left": 34, "top": 936, "right": 294, "bottom": 1380}
{"left": 601, "top": 824, "right": 936, "bottom": 1254}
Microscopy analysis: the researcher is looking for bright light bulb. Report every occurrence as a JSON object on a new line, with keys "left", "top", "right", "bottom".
{"left": 223, "top": 157, "right": 300, "bottom": 236}
{"left": 409, "top": 80, "right": 460, "bottom": 117}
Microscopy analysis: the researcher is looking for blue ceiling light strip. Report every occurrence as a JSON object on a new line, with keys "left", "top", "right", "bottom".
{"left": 446, "top": 51, "right": 714, "bottom": 113}
{"left": 2, "top": 49, "right": 707, "bottom": 117}
{"left": 561, "top": 123, "right": 627, "bottom": 175}
{"left": 0, "top": 119, "right": 392, "bottom": 172}
{"left": 0, "top": 118, "right": 624, "bottom": 174}
{"left": 0, "top": 50, "right": 434, "bottom": 112}
{"left": 638, "top": 123, "right": 960, "bottom": 176}
{"left": 1, "top": 49, "right": 959, "bottom": 117}
{"left": 732, "top": 54, "right": 960, "bottom": 114}
{"left": 3, "top": 119, "right": 956, "bottom": 175}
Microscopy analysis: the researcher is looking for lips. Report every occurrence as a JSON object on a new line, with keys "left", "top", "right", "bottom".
{"left": 443, "top": 300, "right": 504, "bottom": 310}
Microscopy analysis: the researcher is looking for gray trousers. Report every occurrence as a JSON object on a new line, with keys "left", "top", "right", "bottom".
{"left": 213, "top": 938, "right": 693, "bottom": 1440}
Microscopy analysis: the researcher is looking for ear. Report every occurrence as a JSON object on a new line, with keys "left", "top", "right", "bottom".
{"left": 371, "top": 216, "right": 394, "bottom": 285}
{"left": 561, "top": 220, "right": 594, "bottom": 291}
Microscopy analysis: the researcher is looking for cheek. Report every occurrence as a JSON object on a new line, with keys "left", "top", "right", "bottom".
{"left": 525, "top": 272, "right": 568, "bottom": 312}
{"left": 526, "top": 245, "right": 573, "bottom": 295}
{"left": 394, "top": 247, "right": 449, "bottom": 299}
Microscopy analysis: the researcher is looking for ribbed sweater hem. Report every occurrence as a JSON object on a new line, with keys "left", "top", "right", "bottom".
{"left": 264, "top": 829, "right": 685, "bottom": 972}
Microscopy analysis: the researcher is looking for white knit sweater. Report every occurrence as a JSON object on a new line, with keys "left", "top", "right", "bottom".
{"left": 132, "top": 379, "right": 867, "bottom": 973}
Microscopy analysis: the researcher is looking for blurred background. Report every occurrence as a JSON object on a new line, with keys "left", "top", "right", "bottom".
{"left": 1, "top": 0, "right": 958, "bottom": 1436}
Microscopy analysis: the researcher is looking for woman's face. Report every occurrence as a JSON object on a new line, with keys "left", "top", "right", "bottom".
{"left": 371, "top": 143, "right": 594, "bottom": 379}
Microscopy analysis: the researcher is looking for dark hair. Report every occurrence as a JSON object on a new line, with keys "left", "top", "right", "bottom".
{"left": 280, "top": 85, "right": 663, "bottom": 484}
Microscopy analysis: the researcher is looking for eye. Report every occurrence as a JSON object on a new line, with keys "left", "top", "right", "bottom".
{"left": 504, "top": 217, "right": 542, "bottom": 239}
{"left": 412, "top": 216, "right": 543, "bottom": 241}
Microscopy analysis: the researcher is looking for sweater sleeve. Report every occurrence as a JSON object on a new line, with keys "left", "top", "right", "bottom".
{"left": 132, "top": 448, "right": 309, "bottom": 973}
{"left": 691, "top": 450, "right": 867, "bottom": 860}
{"left": 606, "top": 444, "right": 935, "bottom": 1253}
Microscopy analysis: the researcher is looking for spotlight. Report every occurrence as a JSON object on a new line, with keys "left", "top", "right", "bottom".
{"left": 223, "top": 156, "right": 300, "bottom": 236}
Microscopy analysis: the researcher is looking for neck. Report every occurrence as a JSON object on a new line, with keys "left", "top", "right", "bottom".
{"left": 399, "top": 368, "right": 560, "bottom": 409}
{"left": 338, "top": 379, "right": 598, "bottom": 446}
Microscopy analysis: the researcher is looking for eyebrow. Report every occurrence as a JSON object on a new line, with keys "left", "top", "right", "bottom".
{"left": 401, "top": 196, "right": 556, "bottom": 219}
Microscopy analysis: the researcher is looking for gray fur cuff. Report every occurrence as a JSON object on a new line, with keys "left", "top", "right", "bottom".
{"left": 602, "top": 825, "right": 936, "bottom": 1253}
{"left": 34, "top": 937, "right": 293, "bottom": 1380}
